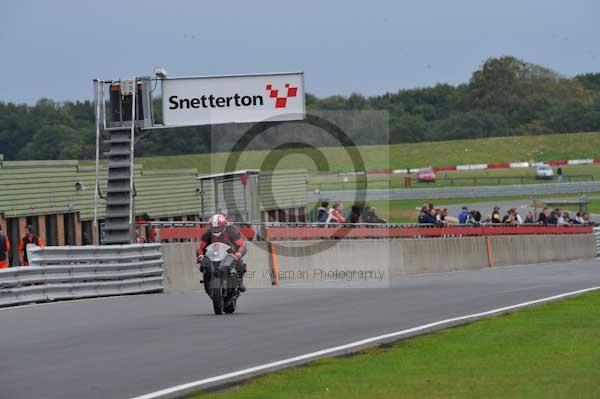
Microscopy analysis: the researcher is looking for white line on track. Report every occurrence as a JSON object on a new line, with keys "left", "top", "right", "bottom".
{"left": 130, "top": 286, "right": 600, "bottom": 399}
{"left": 0, "top": 293, "right": 162, "bottom": 312}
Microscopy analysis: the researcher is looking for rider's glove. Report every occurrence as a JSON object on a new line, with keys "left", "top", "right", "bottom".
{"left": 196, "top": 254, "right": 204, "bottom": 263}
{"left": 232, "top": 252, "right": 242, "bottom": 261}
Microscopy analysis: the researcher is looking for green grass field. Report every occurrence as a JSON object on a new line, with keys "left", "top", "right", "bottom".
{"left": 87, "top": 131, "right": 600, "bottom": 220}
{"left": 133, "top": 131, "right": 600, "bottom": 173}
{"left": 333, "top": 192, "right": 599, "bottom": 223}
{"left": 308, "top": 163, "right": 600, "bottom": 191}
{"left": 191, "top": 290, "right": 600, "bottom": 399}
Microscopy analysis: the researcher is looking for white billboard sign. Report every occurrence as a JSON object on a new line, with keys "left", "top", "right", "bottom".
{"left": 161, "top": 72, "right": 305, "bottom": 127}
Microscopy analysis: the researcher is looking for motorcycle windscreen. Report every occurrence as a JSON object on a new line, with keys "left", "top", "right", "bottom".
{"left": 205, "top": 242, "right": 231, "bottom": 262}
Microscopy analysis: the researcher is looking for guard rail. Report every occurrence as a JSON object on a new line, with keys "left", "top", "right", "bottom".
{"left": 147, "top": 222, "right": 592, "bottom": 241}
{"left": 0, "top": 243, "right": 164, "bottom": 307}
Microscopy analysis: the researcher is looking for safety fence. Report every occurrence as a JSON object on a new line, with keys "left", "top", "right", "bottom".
{"left": 309, "top": 173, "right": 595, "bottom": 191}
{"left": 309, "top": 181, "right": 600, "bottom": 201}
{"left": 149, "top": 222, "right": 256, "bottom": 241}
{"left": 262, "top": 224, "right": 592, "bottom": 240}
{"left": 0, "top": 243, "right": 164, "bottom": 307}
{"left": 147, "top": 221, "right": 593, "bottom": 242}
{"left": 594, "top": 227, "right": 600, "bottom": 257}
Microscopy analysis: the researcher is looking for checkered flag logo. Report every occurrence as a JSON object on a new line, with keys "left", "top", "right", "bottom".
{"left": 265, "top": 83, "right": 298, "bottom": 108}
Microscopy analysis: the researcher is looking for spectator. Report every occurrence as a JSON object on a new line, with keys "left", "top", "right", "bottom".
{"left": 365, "top": 207, "right": 386, "bottom": 223}
{"left": 514, "top": 209, "right": 523, "bottom": 224}
{"left": 326, "top": 202, "right": 345, "bottom": 225}
{"left": 458, "top": 206, "right": 469, "bottom": 224}
{"left": 562, "top": 211, "right": 572, "bottom": 224}
{"left": 557, "top": 166, "right": 563, "bottom": 182}
{"left": 18, "top": 225, "right": 45, "bottom": 266}
{"left": 538, "top": 208, "right": 548, "bottom": 225}
{"left": 317, "top": 201, "right": 329, "bottom": 223}
{"left": 466, "top": 210, "right": 482, "bottom": 225}
{"left": 491, "top": 206, "right": 502, "bottom": 223}
{"left": 422, "top": 208, "right": 437, "bottom": 225}
{"left": 574, "top": 212, "right": 585, "bottom": 224}
{"left": 582, "top": 213, "right": 595, "bottom": 225}
{"left": 502, "top": 209, "right": 517, "bottom": 226}
{"left": 418, "top": 204, "right": 429, "bottom": 224}
{"left": 136, "top": 228, "right": 146, "bottom": 244}
{"left": 348, "top": 203, "right": 362, "bottom": 224}
{"left": 557, "top": 210, "right": 567, "bottom": 226}
{"left": 436, "top": 208, "right": 448, "bottom": 226}
{"left": 524, "top": 211, "right": 535, "bottom": 224}
{"left": 0, "top": 225, "right": 11, "bottom": 269}
{"left": 148, "top": 225, "right": 157, "bottom": 243}
{"left": 546, "top": 209, "right": 559, "bottom": 225}
{"left": 501, "top": 210, "right": 509, "bottom": 223}
{"left": 501, "top": 208, "right": 513, "bottom": 223}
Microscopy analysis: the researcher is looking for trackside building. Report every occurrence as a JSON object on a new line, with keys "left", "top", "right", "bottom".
{"left": 0, "top": 154, "right": 307, "bottom": 266}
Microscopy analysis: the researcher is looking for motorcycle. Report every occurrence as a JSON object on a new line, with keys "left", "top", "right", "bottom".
{"left": 201, "top": 242, "right": 242, "bottom": 315}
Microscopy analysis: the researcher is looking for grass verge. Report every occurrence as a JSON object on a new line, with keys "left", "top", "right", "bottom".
{"left": 191, "top": 290, "right": 600, "bottom": 399}
{"left": 308, "top": 163, "right": 600, "bottom": 190}
{"left": 125, "top": 131, "right": 600, "bottom": 173}
{"left": 339, "top": 193, "right": 600, "bottom": 223}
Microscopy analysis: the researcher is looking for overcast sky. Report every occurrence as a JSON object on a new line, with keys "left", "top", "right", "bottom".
{"left": 2, "top": 0, "right": 599, "bottom": 104}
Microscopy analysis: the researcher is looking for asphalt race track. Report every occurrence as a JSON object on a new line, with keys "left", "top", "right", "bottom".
{"left": 1, "top": 259, "right": 599, "bottom": 399}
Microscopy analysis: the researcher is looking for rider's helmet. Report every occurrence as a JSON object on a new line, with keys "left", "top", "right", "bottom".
{"left": 208, "top": 214, "right": 228, "bottom": 237}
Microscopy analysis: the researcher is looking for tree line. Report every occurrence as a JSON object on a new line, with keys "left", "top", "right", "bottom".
{"left": 1, "top": 56, "right": 600, "bottom": 161}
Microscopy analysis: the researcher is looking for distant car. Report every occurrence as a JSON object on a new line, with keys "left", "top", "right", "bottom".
{"left": 535, "top": 164, "right": 554, "bottom": 180}
{"left": 417, "top": 167, "right": 436, "bottom": 182}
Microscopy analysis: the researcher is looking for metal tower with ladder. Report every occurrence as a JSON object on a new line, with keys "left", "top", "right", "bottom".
{"left": 94, "top": 78, "right": 153, "bottom": 244}
{"left": 93, "top": 69, "right": 305, "bottom": 245}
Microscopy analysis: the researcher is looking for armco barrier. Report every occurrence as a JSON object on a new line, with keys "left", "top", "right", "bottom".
{"left": 0, "top": 244, "right": 164, "bottom": 307}
{"left": 595, "top": 227, "right": 600, "bottom": 256}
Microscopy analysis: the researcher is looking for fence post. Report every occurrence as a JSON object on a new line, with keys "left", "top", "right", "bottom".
{"left": 485, "top": 236, "right": 494, "bottom": 268}
{"left": 269, "top": 242, "right": 280, "bottom": 285}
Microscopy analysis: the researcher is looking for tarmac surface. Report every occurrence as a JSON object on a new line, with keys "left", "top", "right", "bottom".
{"left": 1, "top": 259, "right": 599, "bottom": 399}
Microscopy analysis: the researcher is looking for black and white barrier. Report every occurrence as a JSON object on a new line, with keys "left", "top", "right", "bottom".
{"left": 0, "top": 244, "right": 164, "bottom": 307}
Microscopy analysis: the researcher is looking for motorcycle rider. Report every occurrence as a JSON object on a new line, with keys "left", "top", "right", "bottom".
{"left": 197, "top": 214, "right": 247, "bottom": 293}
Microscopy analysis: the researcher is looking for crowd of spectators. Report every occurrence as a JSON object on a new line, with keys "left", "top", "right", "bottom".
{"left": 536, "top": 208, "right": 594, "bottom": 226}
{"left": 315, "top": 201, "right": 596, "bottom": 227}
{"left": 315, "top": 201, "right": 387, "bottom": 225}
{"left": 418, "top": 204, "right": 452, "bottom": 226}
{"left": 420, "top": 204, "right": 595, "bottom": 226}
